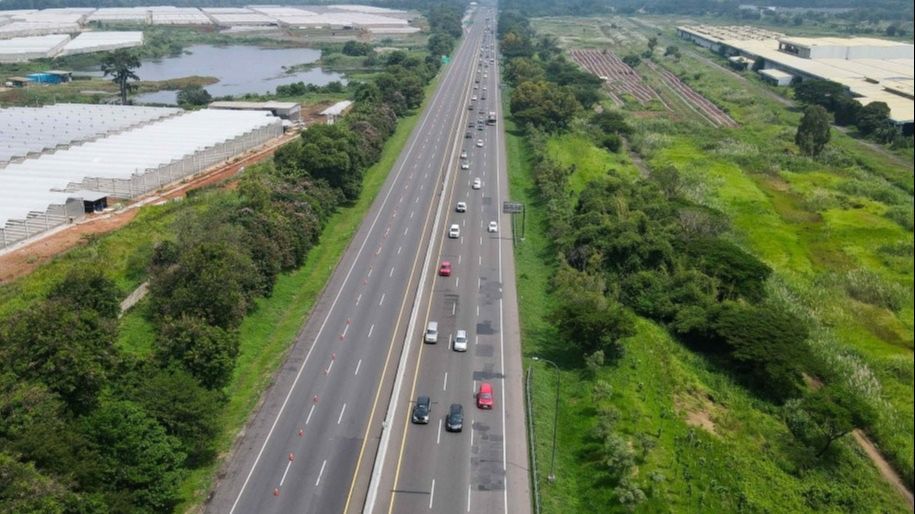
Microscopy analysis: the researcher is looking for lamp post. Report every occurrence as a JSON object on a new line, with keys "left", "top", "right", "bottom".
{"left": 532, "top": 356, "right": 560, "bottom": 483}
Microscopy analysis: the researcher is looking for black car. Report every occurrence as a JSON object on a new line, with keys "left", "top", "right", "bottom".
{"left": 446, "top": 403, "right": 464, "bottom": 432}
{"left": 412, "top": 395, "right": 431, "bottom": 424}
{"left": 465, "top": 130, "right": 472, "bottom": 139}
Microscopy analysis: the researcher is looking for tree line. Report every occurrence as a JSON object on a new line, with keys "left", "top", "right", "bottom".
{"left": 0, "top": 5, "right": 456, "bottom": 511}
{"left": 499, "top": 9, "right": 879, "bottom": 509}
{"left": 791, "top": 79, "right": 909, "bottom": 156}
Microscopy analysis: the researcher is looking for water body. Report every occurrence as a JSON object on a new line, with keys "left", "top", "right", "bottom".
{"left": 80, "top": 44, "right": 345, "bottom": 105}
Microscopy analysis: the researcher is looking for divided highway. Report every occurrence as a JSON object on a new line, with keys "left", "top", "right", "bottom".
{"left": 368, "top": 6, "right": 531, "bottom": 514}
{"left": 205, "top": 4, "right": 529, "bottom": 514}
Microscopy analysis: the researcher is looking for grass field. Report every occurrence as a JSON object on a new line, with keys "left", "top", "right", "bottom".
{"left": 515, "top": 14, "right": 914, "bottom": 511}
{"left": 506, "top": 113, "right": 909, "bottom": 513}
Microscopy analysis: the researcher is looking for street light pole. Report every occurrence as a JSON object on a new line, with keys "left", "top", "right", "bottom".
{"left": 532, "top": 356, "right": 560, "bottom": 483}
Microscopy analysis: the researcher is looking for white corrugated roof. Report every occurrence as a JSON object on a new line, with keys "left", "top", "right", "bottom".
{"left": 320, "top": 100, "right": 353, "bottom": 116}
{"left": 0, "top": 109, "right": 279, "bottom": 226}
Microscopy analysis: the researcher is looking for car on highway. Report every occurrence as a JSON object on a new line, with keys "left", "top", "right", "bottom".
{"left": 424, "top": 321, "right": 438, "bottom": 343}
{"left": 476, "top": 139, "right": 484, "bottom": 148}
{"left": 472, "top": 178, "right": 482, "bottom": 190}
{"left": 446, "top": 403, "right": 464, "bottom": 432}
{"left": 476, "top": 383, "right": 493, "bottom": 409}
{"left": 460, "top": 150, "right": 468, "bottom": 159}
{"left": 488, "top": 221, "right": 498, "bottom": 233}
{"left": 471, "top": 95, "right": 478, "bottom": 101}
{"left": 449, "top": 224, "right": 460, "bottom": 238}
{"left": 439, "top": 261, "right": 452, "bottom": 276}
{"left": 465, "top": 130, "right": 472, "bottom": 139}
{"left": 461, "top": 161, "right": 470, "bottom": 170}
{"left": 412, "top": 395, "right": 431, "bottom": 424}
{"left": 456, "top": 201, "right": 467, "bottom": 212}
{"left": 453, "top": 329, "right": 468, "bottom": 352}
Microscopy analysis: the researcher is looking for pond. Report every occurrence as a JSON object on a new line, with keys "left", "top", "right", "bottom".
{"left": 79, "top": 44, "right": 345, "bottom": 105}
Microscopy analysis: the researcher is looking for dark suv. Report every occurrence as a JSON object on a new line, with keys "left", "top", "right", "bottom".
{"left": 446, "top": 403, "right": 464, "bottom": 432}
{"left": 412, "top": 395, "right": 431, "bottom": 424}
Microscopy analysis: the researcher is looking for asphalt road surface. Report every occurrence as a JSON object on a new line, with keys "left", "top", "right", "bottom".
{"left": 205, "top": 4, "right": 529, "bottom": 514}
{"left": 366, "top": 6, "right": 532, "bottom": 514}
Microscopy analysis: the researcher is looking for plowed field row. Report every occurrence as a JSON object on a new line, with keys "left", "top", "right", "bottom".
{"left": 645, "top": 60, "right": 738, "bottom": 127}
{"left": 569, "top": 48, "right": 663, "bottom": 107}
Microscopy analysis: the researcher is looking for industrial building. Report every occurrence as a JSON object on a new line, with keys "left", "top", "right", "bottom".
{"left": 59, "top": 31, "right": 143, "bottom": 56}
{"left": 208, "top": 100, "right": 302, "bottom": 121}
{"left": 0, "top": 105, "right": 282, "bottom": 249}
{"left": 677, "top": 25, "right": 914, "bottom": 131}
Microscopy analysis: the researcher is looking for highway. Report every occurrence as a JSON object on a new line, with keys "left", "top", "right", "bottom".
{"left": 205, "top": 4, "right": 529, "bottom": 514}
{"left": 367, "top": 6, "right": 531, "bottom": 514}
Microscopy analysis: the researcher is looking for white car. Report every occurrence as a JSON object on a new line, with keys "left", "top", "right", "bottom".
{"left": 449, "top": 224, "right": 460, "bottom": 238}
{"left": 456, "top": 201, "right": 467, "bottom": 212}
{"left": 471, "top": 95, "right": 478, "bottom": 101}
{"left": 453, "top": 330, "right": 468, "bottom": 352}
{"left": 461, "top": 162, "right": 470, "bottom": 170}
{"left": 488, "top": 221, "right": 498, "bottom": 233}
{"left": 476, "top": 139, "right": 484, "bottom": 148}
{"left": 472, "top": 178, "right": 482, "bottom": 190}
{"left": 460, "top": 150, "right": 468, "bottom": 159}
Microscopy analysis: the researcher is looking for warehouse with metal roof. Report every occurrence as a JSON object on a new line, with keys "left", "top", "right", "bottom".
{"left": 1, "top": 107, "right": 282, "bottom": 249}
{"left": 677, "top": 26, "right": 914, "bottom": 130}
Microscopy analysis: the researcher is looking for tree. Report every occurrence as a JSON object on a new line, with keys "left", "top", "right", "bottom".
{"left": 664, "top": 45, "right": 680, "bottom": 58}
{"left": 549, "top": 265, "right": 635, "bottom": 357}
{"left": 176, "top": 85, "right": 212, "bottom": 106}
{"left": 785, "top": 385, "right": 877, "bottom": 457}
{"left": 47, "top": 266, "right": 121, "bottom": 319}
{"left": 622, "top": 54, "right": 641, "bottom": 68}
{"left": 342, "top": 40, "right": 372, "bottom": 56}
{"left": 427, "top": 32, "right": 454, "bottom": 57}
{"left": 101, "top": 49, "right": 141, "bottom": 105}
{"left": 795, "top": 104, "right": 831, "bottom": 156}
{"left": 1, "top": 299, "right": 117, "bottom": 413}
{"left": 647, "top": 36, "right": 658, "bottom": 54}
{"left": 155, "top": 315, "right": 239, "bottom": 390}
{"left": 792, "top": 79, "right": 846, "bottom": 110}
{"left": 148, "top": 236, "right": 259, "bottom": 329}
{"left": 713, "top": 303, "right": 810, "bottom": 400}
{"left": 118, "top": 363, "right": 223, "bottom": 466}
{"left": 751, "top": 57, "right": 766, "bottom": 72}
{"left": 591, "top": 110, "right": 631, "bottom": 135}
{"left": 0, "top": 452, "right": 84, "bottom": 513}
{"left": 855, "top": 101, "right": 891, "bottom": 136}
{"left": 81, "top": 400, "right": 184, "bottom": 512}
{"left": 509, "top": 80, "right": 581, "bottom": 131}
{"left": 832, "top": 96, "right": 862, "bottom": 126}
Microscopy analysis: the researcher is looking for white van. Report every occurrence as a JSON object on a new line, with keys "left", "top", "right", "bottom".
{"left": 449, "top": 224, "right": 460, "bottom": 238}
{"left": 425, "top": 321, "right": 438, "bottom": 343}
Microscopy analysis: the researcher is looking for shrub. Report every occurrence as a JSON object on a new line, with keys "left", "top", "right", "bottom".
{"left": 843, "top": 269, "right": 907, "bottom": 311}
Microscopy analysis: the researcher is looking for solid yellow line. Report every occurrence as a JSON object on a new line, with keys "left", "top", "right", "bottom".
{"left": 387, "top": 27, "right": 481, "bottom": 514}
{"left": 341, "top": 28, "right": 476, "bottom": 514}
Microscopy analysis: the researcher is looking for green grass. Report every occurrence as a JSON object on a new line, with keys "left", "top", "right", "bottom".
{"left": 506, "top": 114, "right": 908, "bottom": 513}
{"left": 545, "top": 132, "right": 641, "bottom": 193}
{"left": 174, "top": 69, "right": 444, "bottom": 510}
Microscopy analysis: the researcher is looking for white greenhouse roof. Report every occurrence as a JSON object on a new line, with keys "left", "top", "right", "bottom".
{"left": 1, "top": 104, "right": 180, "bottom": 165}
{"left": 60, "top": 31, "right": 143, "bottom": 56}
{"left": 0, "top": 34, "right": 70, "bottom": 62}
{"left": 320, "top": 100, "right": 353, "bottom": 116}
{"left": 0, "top": 109, "right": 279, "bottom": 225}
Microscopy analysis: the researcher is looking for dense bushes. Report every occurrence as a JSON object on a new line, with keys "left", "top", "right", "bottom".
{"left": 1, "top": 9, "right": 449, "bottom": 511}
{"left": 792, "top": 79, "right": 908, "bottom": 146}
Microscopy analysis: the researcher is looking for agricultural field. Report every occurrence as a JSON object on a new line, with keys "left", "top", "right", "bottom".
{"left": 569, "top": 48, "right": 660, "bottom": 106}
{"left": 520, "top": 13, "right": 914, "bottom": 513}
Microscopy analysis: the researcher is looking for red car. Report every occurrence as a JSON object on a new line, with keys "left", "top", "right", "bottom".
{"left": 439, "top": 261, "right": 452, "bottom": 276}
{"left": 476, "top": 382, "right": 493, "bottom": 409}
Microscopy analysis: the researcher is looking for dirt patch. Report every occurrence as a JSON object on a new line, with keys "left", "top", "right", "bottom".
{"left": 853, "top": 429, "right": 915, "bottom": 510}
{"left": 676, "top": 392, "right": 720, "bottom": 435}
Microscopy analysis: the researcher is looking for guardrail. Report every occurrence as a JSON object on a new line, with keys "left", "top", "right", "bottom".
{"left": 525, "top": 365, "right": 541, "bottom": 514}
